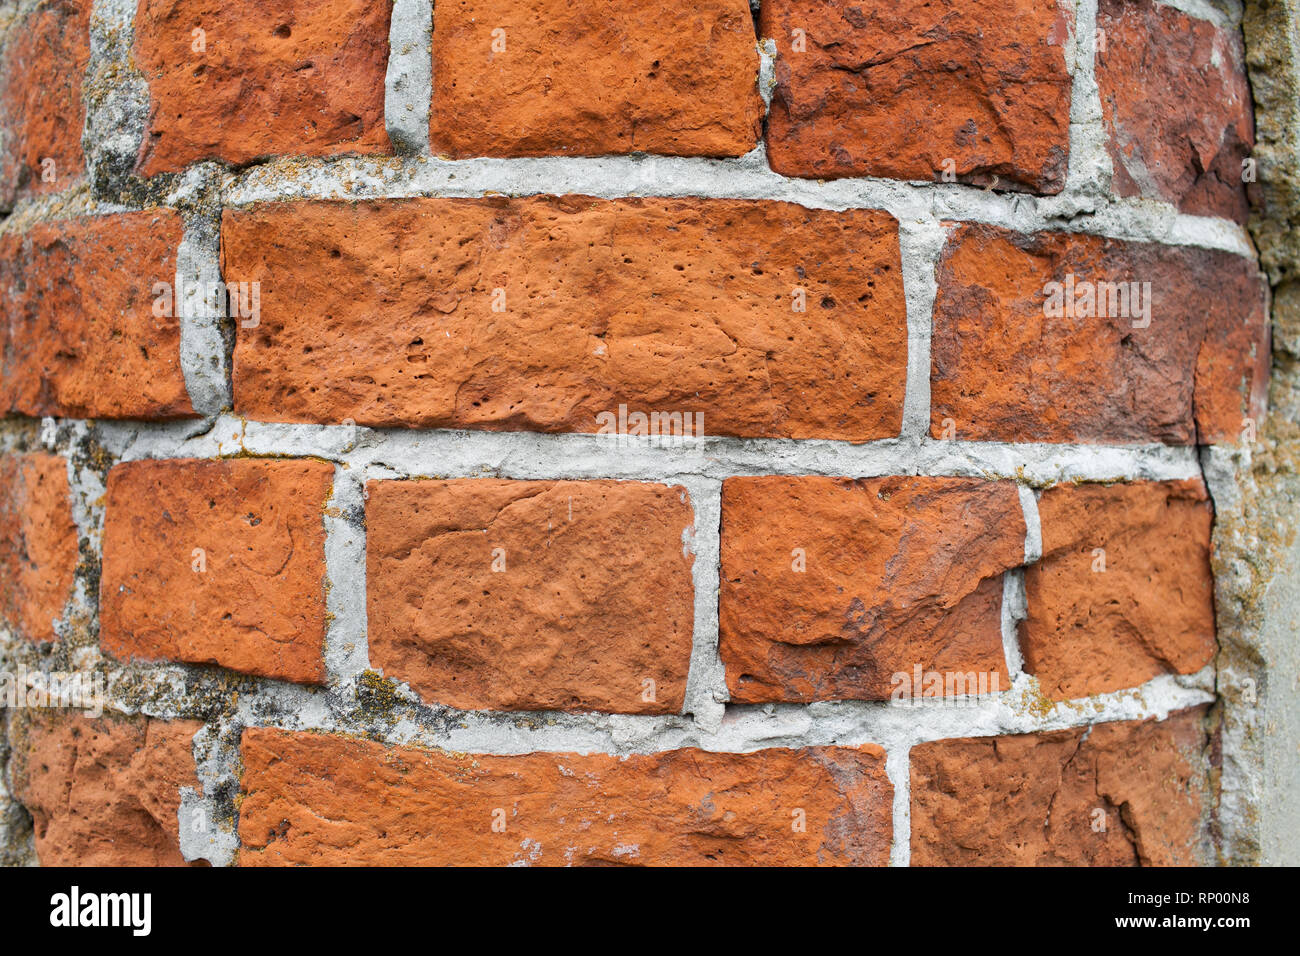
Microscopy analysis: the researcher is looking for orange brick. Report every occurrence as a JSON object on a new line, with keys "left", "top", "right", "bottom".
{"left": 911, "top": 708, "right": 1211, "bottom": 865}
{"left": 134, "top": 0, "right": 391, "bottom": 174}
{"left": 367, "top": 479, "right": 694, "bottom": 713}
{"left": 929, "top": 224, "right": 1269, "bottom": 444}
{"left": 238, "top": 728, "right": 893, "bottom": 865}
{"left": 1097, "top": 0, "right": 1253, "bottom": 222}
{"left": 429, "top": 0, "right": 761, "bottom": 158}
{"left": 8, "top": 711, "right": 203, "bottom": 866}
{"left": 719, "top": 476, "right": 1024, "bottom": 703}
{"left": 100, "top": 458, "right": 334, "bottom": 683}
{"left": 0, "top": 453, "right": 78, "bottom": 643}
{"left": 1021, "top": 480, "right": 1215, "bottom": 699}
{"left": 223, "top": 196, "right": 907, "bottom": 439}
{"left": 0, "top": 0, "right": 91, "bottom": 204}
{"left": 0, "top": 212, "right": 194, "bottom": 420}
{"left": 762, "top": 0, "right": 1072, "bottom": 191}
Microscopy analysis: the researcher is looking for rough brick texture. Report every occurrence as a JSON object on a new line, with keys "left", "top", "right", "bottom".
{"left": 0, "top": 0, "right": 1264, "bottom": 871}
{"left": 1021, "top": 480, "right": 1216, "bottom": 700}
{"left": 911, "top": 707, "right": 1211, "bottom": 865}
{"left": 930, "top": 224, "right": 1269, "bottom": 444}
{"left": 0, "top": 453, "right": 77, "bottom": 643}
{"left": 134, "top": 0, "right": 392, "bottom": 175}
{"left": 8, "top": 712, "right": 202, "bottom": 866}
{"left": 222, "top": 197, "right": 907, "bottom": 439}
{"left": 762, "top": 0, "right": 1072, "bottom": 191}
{"left": 238, "top": 728, "right": 892, "bottom": 865}
{"left": 0, "top": 212, "right": 193, "bottom": 420}
{"left": 0, "top": 0, "right": 90, "bottom": 206}
{"left": 429, "top": 0, "right": 762, "bottom": 158}
{"left": 100, "top": 458, "right": 334, "bottom": 684}
{"left": 367, "top": 479, "right": 695, "bottom": 714}
{"left": 719, "top": 476, "right": 1024, "bottom": 703}
{"left": 1097, "top": 0, "right": 1254, "bottom": 222}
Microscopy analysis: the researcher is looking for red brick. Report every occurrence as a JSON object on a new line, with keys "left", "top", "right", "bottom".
{"left": 8, "top": 711, "right": 203, "bottom": 866}
{"left": 222, "top": 197, "right": 907, "bottom": 439}
{"left": 929, "top": 224, "right": 1269, "bottom": 444}
{"left": 1021, "top": 480, "right": 1215, "bottom": 700}
{"left": 719, "top": 476, "right": 1024, "bottom": 703}
{"left": 0, "top": 453, "right": 78, "bottom": 643}
{"left": 100, "top": 458, "right": 334, "bottom": 684}
{"left": 1097, "top": 0, "right": 1253, "bottom": 222}
{"left": 762, "top": 0, "right": 1072, "bottom": 191}
{"left": 367, "top": 479, "right": 695, "bottom": 714}
{"left": 429, "top": 0, "right": 761, "bottom": 158}
{"left": 133, "top": 0, "right": 391, "bottom": 175}
{"left": 0, "top": 212, "right": 194, "bottom": 420}
{"left": 238, "top": 728, "right": 892, "bottom": 865}
{"left": 910, "top": 707, "right": 1211, "bottom": 865}
{"left": 0, "top": 0, "right": 91, "bottom": 205}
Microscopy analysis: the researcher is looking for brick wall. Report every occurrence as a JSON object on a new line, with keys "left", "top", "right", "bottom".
{"left": 0, "top": 0, "right": 1277, "bottom": 866}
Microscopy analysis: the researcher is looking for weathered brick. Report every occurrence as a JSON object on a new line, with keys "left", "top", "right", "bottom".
{"left": 0, "top": 453, "right": 77, "bottom": 643}
{"left": 0, "top": 212, "right": 194, "bottom": 420}
{"left": 238, "top": 728, "right": 892, "bottom": 865}
{"left": 367, "top": 479, "right": 694, "bottom": 714}
{"left": 429, "top": 0, "right": 762, "bottom": 158}
{"left": 911, "top": 707, "right": 1211, "bottom": 865}
{"left": 1097, "top": 0, "right": 1253, "bottom": 222}
{"left": 100, "top": 458, "right": 334, "bottom": 684}
{"left": 223, "top": 197, "right": 906, "bottom": 439}
{"left": 133, "top": 0, "right": 391, "bottom": 175}
{"left": 1021, "top": 479, "right": 1215, "bottom": 700}
{"left": 762, "top": 0, "right": 1072, "bottom": 191}
{"left": 8, "top": 711, "right": 203, "bottom": 866}
{"left": 929, "top": 224, "right": 1269, "bottom": 444}
{"left": 0, "top": 0, "right": 90, "bottom": 205}
{"left": 719, "top": 476, "right": 1024, "bottom": 703}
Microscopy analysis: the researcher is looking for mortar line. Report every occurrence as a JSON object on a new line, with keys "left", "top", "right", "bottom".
{"left": 322, "top": 461, "right": 371, "bottom": 683}
{"left": 898, "top": 218, "right": 945, "bottom": 441}
{"left": 178, "top": 719, "right": 240, "bottom": 866}
{"left": 84, "top": 0, "right": 150, "bottom": 199}
{"left": 0, "top": 414, "right": 1233, "bottom": 486}
{"left": 1000, "top": 571, "right": 1029, "bottom": 681}
{"left": 58, "top": 422, "right": 108, "bottom": 660}
{"left": 86, "top": 413, "right": 1210, "bottom": 484}
{"left": 1019, "top": 485, "right": 1044, "bottom": 565}
{"left": 678, "top": 475, "right": 726, "bottom": 733}
{"left": 175, "top": 209, "right": 231, "bottom": 419}
{"left": 385, "top": 0, "right": 433, "bottom": 154}
{"left": 757, "top": 38, "right": 777, "bottom": 113}
{"left": 1064, "top": 0, "right": 1110, "bottom": 201}
{"left": 1002, "top": 487, "right": 1042, "bottom": 682}
{"left": 84, "top": 655, "right": 1216, "bottom": 756}
{"left": 886, "top": 745, "right": 911, "bottom": 867}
